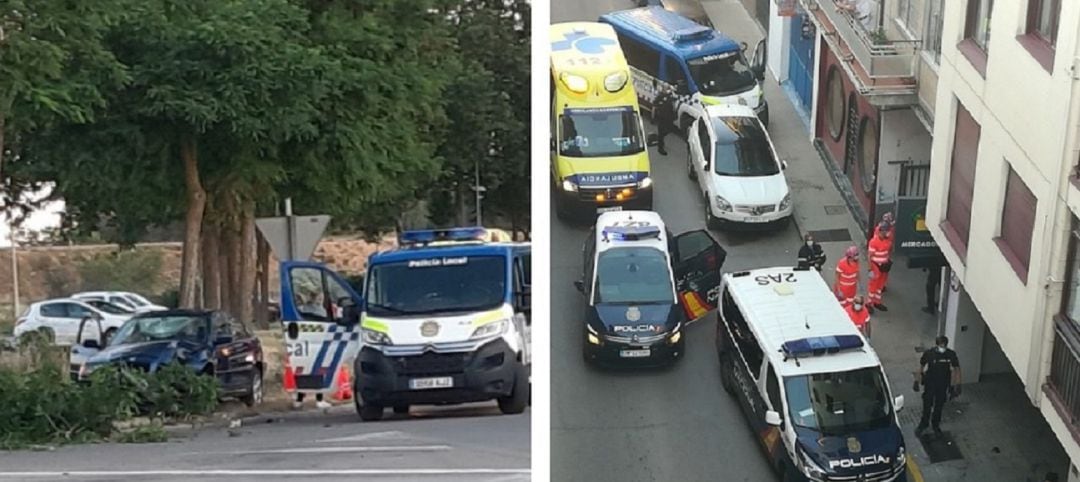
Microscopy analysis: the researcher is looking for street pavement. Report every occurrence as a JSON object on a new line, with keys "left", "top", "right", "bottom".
{"left": 551, "top": 2, "right": 805, "bottom": 481}
{"left": 0, "top": 404, "right": 530, "bottom": 481}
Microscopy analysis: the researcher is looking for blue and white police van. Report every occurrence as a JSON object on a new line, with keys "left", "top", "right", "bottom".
{"left": 279, "top": 227, "right": 530, "bottom": 421}
{"left": 715, "top": 266, "right": 908, "bottom": 481}
{"left": 576, "top": 211, "right": 725, "bottom": 366}
{"left": 600, "top": 6, "right": 769, "bottom": 128}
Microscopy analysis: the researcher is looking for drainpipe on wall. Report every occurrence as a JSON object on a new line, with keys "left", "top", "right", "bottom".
{"left": 1030, "top": 49, "right": 1080, "bottom": 406}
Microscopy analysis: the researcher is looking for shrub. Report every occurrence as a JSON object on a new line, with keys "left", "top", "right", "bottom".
{"left": 77, "top": 250, "right": 163, "bottom": 294}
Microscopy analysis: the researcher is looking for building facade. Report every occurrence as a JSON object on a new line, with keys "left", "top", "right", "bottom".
{"left": 923, "top": 0, "right": 1080, "bottom": 474}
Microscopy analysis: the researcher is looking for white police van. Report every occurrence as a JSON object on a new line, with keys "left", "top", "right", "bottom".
{"left": 279, "top": 227, "right": 530, "bottom": 421}
{"left": 715, "top": 266, "right": 908, "bottom": 481}
{"left": 575, "top": 210, "right": 725, "bottom": 365}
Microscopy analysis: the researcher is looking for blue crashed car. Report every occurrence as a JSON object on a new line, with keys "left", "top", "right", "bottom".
{"left": 77, "top": 309, "right": 264, "bottom": 406}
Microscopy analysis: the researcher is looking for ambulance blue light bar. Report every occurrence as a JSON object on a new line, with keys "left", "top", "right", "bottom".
{"left": 782, "top": 335, "right": 864, "bottom": 358}
{"left": 602, "top": 225, "right": 661, "bottom": 242}
{"left": 400, "top": 227, "right": 487, "bottom": 246}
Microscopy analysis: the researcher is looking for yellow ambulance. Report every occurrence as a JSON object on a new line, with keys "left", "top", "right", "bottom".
{"left": 550, "top": 22, "right": 656, "bottom": 219}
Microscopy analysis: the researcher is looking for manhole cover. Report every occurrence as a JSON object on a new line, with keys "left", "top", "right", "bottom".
{"left": 824, "top": 205, "right": 847, "bottom": 215}
{"left": 807, "top": 229, "right": 852, "bottom": 243}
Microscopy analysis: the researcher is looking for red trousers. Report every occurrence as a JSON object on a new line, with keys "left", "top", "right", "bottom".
{"left": 869, "top": 264, "right": 886, "bottom": 305}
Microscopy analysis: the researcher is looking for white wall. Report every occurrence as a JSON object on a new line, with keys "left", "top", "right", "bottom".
{"left": 766, "top": 1, "right": 790, "bottom": 83}
{"left": 878, "top": 108, "right": 932, "bottom": 204}
{"left": 926, "top": 0, "right": 1079, "bottom": 397}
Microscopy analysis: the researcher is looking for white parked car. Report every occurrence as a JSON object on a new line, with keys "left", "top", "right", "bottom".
{"left": 13, "top": 298, "right": 133, "bottom": 346}
{"left": 686, "top": 104, "right": 792, "bottom": 229}
{"left": 71, "top": 291, "right": 167, "bottom": 313}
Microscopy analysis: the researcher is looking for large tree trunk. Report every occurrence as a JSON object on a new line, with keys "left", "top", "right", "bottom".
{"left": 226, "top": 219, "right": 243, "bottom": 318}
{"left": 238, "top": 199, "right": 256, "bottom": 328}
{"left": 255, "top": 229, "right": 270, "bottom": 329}
{"left": 178, "top": 137, "right": 206, "bottom": 308}
{"left": 201, "top": 222, "right": 221, "bottom": 310}
{"left": 219, "top": 223, "right": 235, "bottom": 317}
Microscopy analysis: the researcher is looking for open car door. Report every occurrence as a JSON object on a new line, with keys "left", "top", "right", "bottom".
{"left": 672, "top": 230, "right": 726, "bottom": 323}
{"left": 69, "top": 315, "right": 105, "bottom": 381}
{"left": 280, "top": 261, "right": 364, "bottom": 396}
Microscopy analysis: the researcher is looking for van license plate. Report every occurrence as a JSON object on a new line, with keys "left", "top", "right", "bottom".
{"left": 597, "top": 206, "right": 623, "bottom": 213}
{"left": 409, "top": 377, "right": 453, "bottom": 390}
{"left": 620, "top": 349, "right": 651, "bottom": 358}
{"left": 744, "top": 216, "right": 766, "bottom": 223}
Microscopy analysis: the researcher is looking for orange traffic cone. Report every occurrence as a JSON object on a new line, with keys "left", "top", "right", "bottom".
{"left": 333, "top": 365, "right": 353, "bottom": 401}
{"left": 283, "top": 359, "right": 297, "bottom": 392}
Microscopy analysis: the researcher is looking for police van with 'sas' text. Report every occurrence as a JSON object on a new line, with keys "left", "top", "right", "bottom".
{"left": 575, "top": 211, "right": 725, "bottom": 366}
{"left": 279, "top": 227, "right": 530, "bottom": 421}
{"left": 715, "top": 266, "right": 907, "bottom": 481}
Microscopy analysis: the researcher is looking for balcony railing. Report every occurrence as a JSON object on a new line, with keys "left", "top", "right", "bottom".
{"left": 1047, "top": 317, "right": 1080, "bottom": 443}
{"left": 802, "top": 0, "right": 921, "bottom": 99}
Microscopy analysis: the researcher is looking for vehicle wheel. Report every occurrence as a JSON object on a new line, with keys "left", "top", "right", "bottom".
{"left": 686, "top": 149, "right": 697, "bottom": 180}
{"left": 720, "top": 356, "right": 736, "bottom": 395}
{"left": 20, "top": 328, "right": 55, "bottom": 347}
{"left": 358, "top": 400, "right": 384, "bottom": 421}
{"left": 498, "top": 365, "right": 529, "bottom": 414}
{"left": 705, "top": 202, "right": 722, "bottom": 231}
{"left": 393, "top": 405, "right": 409, "bottom": 415}
{"left": 241, "top": 369, "right": 263, "bottom": 407}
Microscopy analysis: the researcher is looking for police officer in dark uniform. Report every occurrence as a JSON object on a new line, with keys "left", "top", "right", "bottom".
{"left": 914, "top": 335, "right": 962, "bottom": 436}
{"left": 797, "top": 233, "right": 826, "bottom": 271}
{"left": 653, "top": 80, "right": 676, "bottom": 156}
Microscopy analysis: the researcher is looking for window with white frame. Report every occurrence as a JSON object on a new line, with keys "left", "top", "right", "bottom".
{"left": 924, "top": 0, "right": 944, "bottom": 64}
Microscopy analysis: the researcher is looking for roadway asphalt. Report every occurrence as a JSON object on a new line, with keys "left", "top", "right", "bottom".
{"left": 550, "top": 1, "right": 804, "bottom": 481}
{"left": 0, "top": 404, "right": 530, "bottom": 481}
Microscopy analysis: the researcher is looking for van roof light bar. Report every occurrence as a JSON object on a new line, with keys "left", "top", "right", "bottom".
{"left": 602, "top": 224, "right": 661, "bottom": 242}
{"left": 671, "top": 26, "right": 712, "bottom": 43}
{"left": 781, "top": 335, "right": 864, "bottom": 361}
{"left": 400, "top": 227, "right": 488, "bottom": 247}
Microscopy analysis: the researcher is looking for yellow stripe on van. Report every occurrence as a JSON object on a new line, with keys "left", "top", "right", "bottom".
{"left": 473, "top": 309, "right": 507, "bottom": 327}
{"left": 361, "top": 319, "right": 390, "bottom": 334}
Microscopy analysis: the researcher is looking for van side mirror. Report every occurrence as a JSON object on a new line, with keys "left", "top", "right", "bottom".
{"left": 894, "top": 395, "right": 905, "bottom": 412}
{"left": 82, "top": 339, "right": 101, "bottom": 350}
{"left": 340, "top": 305, "right": 361, "bottom": 326}
{"left": 765, "top": 410, "right": 782, "bottom": 426}
{"left": 781, "top": 160, "right": 788, "bottom": 170}
{"left": 550, "top": 138, "right": 557, "bottom": 151}
{"left": 573, "top": 279, "right": 585, "bottom": 294}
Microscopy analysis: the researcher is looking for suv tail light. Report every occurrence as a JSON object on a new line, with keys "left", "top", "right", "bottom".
{"left": 14, "top": 317, "right": 27, "bottom": 327}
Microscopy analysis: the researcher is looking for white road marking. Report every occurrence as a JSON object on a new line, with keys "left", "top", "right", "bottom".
{"left": 230, "top": 445, "right": 451, "bottom": 455}
{"left": 0, "top": 469, "right": 530, "bottom": 477}
{"left": 315, "top": 431, "right": 412, "bottom": 443}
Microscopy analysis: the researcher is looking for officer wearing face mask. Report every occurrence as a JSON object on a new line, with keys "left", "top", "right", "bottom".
{"left": 914, "top": 336, "right": 962, "bottom": 436}
{"left": 796, "top": 234, "right": 826, "bottom": 271}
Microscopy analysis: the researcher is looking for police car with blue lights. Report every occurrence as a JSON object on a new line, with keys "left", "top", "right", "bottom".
{"left": 279, "top": 227, "right": 530, "bottom": 421}
{"left": 715, "top": 266, "right": 908, "bottom": 481}
{"left": 575, "top": 211, "right": 725, "bottom": 365}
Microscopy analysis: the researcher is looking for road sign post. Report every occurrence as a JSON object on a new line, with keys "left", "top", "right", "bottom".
{"left": 255, "top": 199, "right": 330, "bottom": 261}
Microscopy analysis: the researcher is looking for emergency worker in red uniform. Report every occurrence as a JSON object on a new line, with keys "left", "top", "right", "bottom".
{"left": 871, "top": 213, "right": 896, "bottom": 288}
{"left": 834, "top": 246, "right": 860, "bottom": 308}
{"left": 868, "top": 221, "right": 894, "bottom": 312}
{"left": 844, "top": 295, "right": 871, "bottom": 338}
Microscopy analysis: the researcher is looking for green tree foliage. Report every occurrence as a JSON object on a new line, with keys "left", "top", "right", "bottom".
{"left": 0, "top": 0, "right": 129, "bottom": 220}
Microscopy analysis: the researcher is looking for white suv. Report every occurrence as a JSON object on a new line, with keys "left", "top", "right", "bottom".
{"left": 14, "top": 299, "right": 133, "bottom": 345}
{"left": 686, "top": 104, "right": 792, "bottom": 229}
{"left": 71, "top": 291, "right": 167, "bottom": 313}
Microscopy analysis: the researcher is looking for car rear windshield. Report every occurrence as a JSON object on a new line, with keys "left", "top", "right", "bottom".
{"left": 687, "top": 52, "right": 756, "bottom": 97}
{"left": 595, "top": 247, "right": 674, "bottom": 304}
{"left": 784, "top": 367, "right": 893, "bottom": 436}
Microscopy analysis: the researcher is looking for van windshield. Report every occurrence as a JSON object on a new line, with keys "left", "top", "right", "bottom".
{"left": 365, "top": 256, "right": 507, "bottom": 316}
{"left": 687, "top": 52, "right": 757, "bottom": 97}
{"left": 784, "top": 367, "right": 894, "bottom": 436}
{"left": 595, "top": 247, "right": 674, "bottom": 304}
{"left": 559, "top": 107, "right": 645, "bottom": 158}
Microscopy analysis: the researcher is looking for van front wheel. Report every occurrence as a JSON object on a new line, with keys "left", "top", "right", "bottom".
{"left": 498, "top": 365, "right": 529, "bottom": 414}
